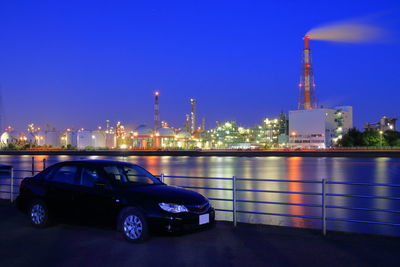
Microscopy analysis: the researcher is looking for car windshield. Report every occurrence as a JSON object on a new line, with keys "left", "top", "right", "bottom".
{"left": 103, "top": 164, "right": 161, "bottom": 186}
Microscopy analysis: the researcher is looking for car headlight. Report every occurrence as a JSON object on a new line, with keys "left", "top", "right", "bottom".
{"left": 158, "top": 203, "right": 188, "bottom": 213}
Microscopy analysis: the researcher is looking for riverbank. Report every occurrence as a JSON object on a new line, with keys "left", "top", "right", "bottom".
{"left": 1, "top": 149, "right": 400, "bottom": 157}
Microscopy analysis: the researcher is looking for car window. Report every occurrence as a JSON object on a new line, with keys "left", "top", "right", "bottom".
{"left": 80, "top": 168, "right": 100, "bottom": 187}
{"left": 34, "top": 166, "right": 55, "bottom": 180}
{"left": 52, "top": 166, "right": 78, "bottom": 185}
{"left": 104, "top": 165, "right": 161, "bottom": 186}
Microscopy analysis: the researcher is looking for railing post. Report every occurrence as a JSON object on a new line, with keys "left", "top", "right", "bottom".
{"left": 232, "top": 175, "right": 237, "bottom": 227}
{"left": 160, "top": 173, "right": 164, "bottom": 183}
{"left": 10, "top": 167, "right": 14, "bottom": 203}
{"left": 31, "top": 157, "right": 35, "bottom": 176}
{"left": 322, "top": 178, "right": 326, "bottom": 236}
{"left": 43, "top": 158, "right": 46, "bottom": 170}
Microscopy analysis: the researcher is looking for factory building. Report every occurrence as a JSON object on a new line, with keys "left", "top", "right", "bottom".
{"left": 364, "top": 116, "right": 397, "bottom": 132}
{"left": 133, "top": 125, "right": 153, "bottom": 149}
{"left": 176, "top": 130, "right": 191, "bottom": 149}
{"left": 91, "top": 128, "right": 106, "bottom": 148}
{"left": 77, "top": 129, "right": 92, "bottom": 149}
{"left": 60, "top": 129, "right": 77, "bottom": 148}
{"left": 105, "top": 130, "right": 116, "bottom": 149}
{"left": 289, "top": 106, "right": 353, "bottom": 148}
{"left": 155, "top": 127, "right": 175, "bottom": 148}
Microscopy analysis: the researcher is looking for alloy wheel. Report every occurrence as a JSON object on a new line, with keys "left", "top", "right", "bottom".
{"left": 123, "top": 215, "right": 143, "bottom": 240}
{"left": 31, "top": 204, "right": 46, "bottom": 225}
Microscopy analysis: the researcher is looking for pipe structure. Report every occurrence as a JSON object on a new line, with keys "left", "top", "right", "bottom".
{"left": 154, "top": 91, "right": 160, "bottom": 130}
{"left": 190, "top": 98, "right": 196, "bottom": 134}
{"left": 298, "top": 36, "right": 317, "bottom": 110}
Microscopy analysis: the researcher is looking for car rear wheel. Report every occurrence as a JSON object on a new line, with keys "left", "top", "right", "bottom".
{"left": 29, "top": 199, "right": 50, "bottom": 228}
{"left": 118, "top": 207, "right": 149, "bottom": 243}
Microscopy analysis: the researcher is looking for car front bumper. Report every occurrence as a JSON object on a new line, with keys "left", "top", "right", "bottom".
{"left": 148, "top": 208, "right": 215, "bottom": 232}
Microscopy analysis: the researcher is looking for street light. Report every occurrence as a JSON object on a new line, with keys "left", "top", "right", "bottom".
{"left": 379, "top": 130, "right": 383, "bottom": 147}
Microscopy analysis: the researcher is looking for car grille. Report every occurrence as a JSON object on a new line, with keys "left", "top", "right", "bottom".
{"left": 186, "top": 202, "right": 210, "bottom": 214}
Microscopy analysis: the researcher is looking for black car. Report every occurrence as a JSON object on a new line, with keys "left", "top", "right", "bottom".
{"left": 16, "top": 160, "right": 215, "bottom": 242}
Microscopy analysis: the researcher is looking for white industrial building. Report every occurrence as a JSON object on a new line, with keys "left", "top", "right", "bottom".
{"left": 289, "top": 106, "right": 353, "bottom": 148}
{"left": 91, "top": 129, "right": 106, "bottom": 148}
{"left": 77, "top": 129, "right": 92, "bottom": 149}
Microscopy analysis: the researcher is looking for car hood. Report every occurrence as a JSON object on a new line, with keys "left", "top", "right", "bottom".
{"left": 122, "top": 184, "right": 207, "bottom": 205}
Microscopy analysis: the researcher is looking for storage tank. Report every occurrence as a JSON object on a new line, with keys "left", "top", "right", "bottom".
{"left": 60, "top": 130, "right": 77, "bottom": 147}
{"left": 134, "top": 125, "right": 153, "bottom": 149}
{"left": 91, "top": 130, "right": 106, "bottom": 148}
{"left": 106, "top": 132, "right": 116, "bottom": 149}
{"left": 156, "top": 127, "right": 175, "bottom": 148}
{"left": 0, "top": 131, "right": 18, "bottom": 147}
{"left": 35, "top": 131, "right": 46, "bottom": 146}
{"left": 77, "top": 129, "right": 92, "bottom": 149}
{"left": 45, "top": 131, "right": 60, "bottom": 147}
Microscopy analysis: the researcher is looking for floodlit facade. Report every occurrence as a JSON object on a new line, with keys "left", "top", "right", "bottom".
{"left": 77, "top": 129, "right": 92, "bottom": 149}
{"left": 91, "top": 129, "right": 106, "bottom": 148}
{"left": 60, "top": 130, "right": 77, "bottom": 148}
{"left": 289, "top": 106, "right": 353, "bottom": 148}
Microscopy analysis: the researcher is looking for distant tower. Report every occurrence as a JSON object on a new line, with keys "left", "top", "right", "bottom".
{"left": 201, "top": 117, "right": 206, "bottom": 131}
{"left": 184, "top": 114, "right": 190, "bottom": 132}
{"left": 154, "top": 91, "right": 160, "bottom": 130}
{"left": 190, "top": 98, "right": 196, "bottom": 134}
{"left": 298, "top": 36, "right": 317, "bottom": 110}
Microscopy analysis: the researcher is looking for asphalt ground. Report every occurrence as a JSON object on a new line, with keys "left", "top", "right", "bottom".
{"left": 0, "top": 200, "right": 399, "bottom": 267}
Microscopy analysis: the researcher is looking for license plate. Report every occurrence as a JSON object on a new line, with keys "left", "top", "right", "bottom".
{"left": 199, "top": 213, "right": 210, "bottom": 225}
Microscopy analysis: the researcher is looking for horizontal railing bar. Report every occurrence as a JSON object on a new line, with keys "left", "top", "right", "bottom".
{"left": 208, "top": 198, "right": 233, "bottom": 202}
{"left": 326, "top": 205, "right": 400, "bottom": 214}
{"left": 236, "top": 210, "right": 322, "bottom": 219}
{"left": 327, "top": 217, "right": 400, "bottom": 227}
{"left": 236, "top": 178, "right": 321, "bottom": 183}
{"left": 179, "top": 186, "right": 322, "bottom": 196}
{"left": 163, "top": 175, "right": 232, "bottom": 180}
{"left": 236, "top": 199, "right": 322, "bottom": 207}
{"left": 236, "top": 189, "right": 322, "bottom": 195}
{"left": 327, "top": 181, "right": 400, "bottom": 187}
{"left": 327, "top": 193, "right": 400, "bottom": 200}
{"left": 13, "top": 170, "right": 40, "bottom": 173}
{"left": 179, "top": 186, "right": 232, "bottom": 191}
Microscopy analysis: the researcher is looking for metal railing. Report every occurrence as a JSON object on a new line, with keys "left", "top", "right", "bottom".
{"left": 1, "top": 167, "right": 399, "bottom": 236}
{"left": 158, "top": 174, "right": 400, "bottom": 235}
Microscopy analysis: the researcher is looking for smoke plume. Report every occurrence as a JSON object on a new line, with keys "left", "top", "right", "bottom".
{"left": 306, "top": 19, "right": 388, "bottom": 43}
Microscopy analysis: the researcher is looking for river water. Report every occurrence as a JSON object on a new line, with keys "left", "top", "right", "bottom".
{"left": 1, "top": 155, "right": 399, "bottom": 236}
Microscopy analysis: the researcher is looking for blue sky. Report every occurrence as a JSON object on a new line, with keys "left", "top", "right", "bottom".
{"left": 0, "top": 0, "right": 399, "bottom": 131}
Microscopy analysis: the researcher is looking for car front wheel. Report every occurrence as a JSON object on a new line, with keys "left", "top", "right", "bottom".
{"left": 118, "top": 207, "right": 149, "bottom": 243}
{"left": 29, "top": 199, "right": 50, "bottom": 228}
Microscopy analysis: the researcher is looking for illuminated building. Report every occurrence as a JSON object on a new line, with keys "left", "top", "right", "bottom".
{"left": 133, "top": 125, "right": 153, "bottom": 149}
{"left": 364, "top": 116, "right": 397, "bottom": 132}
{"left": 289, "top": 106, "right": 353, "bottom": 148}
{"left": 77, "top": 129, "right": 92, "bottom": 149}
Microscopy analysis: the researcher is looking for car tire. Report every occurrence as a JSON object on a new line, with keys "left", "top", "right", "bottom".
{"left": 29, "top": 199, "right": 50, "bottom": 228}
{"left": 118, "top": 207, "right": 149, "bottom": 243}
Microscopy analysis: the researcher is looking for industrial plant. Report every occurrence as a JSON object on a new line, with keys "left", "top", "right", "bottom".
{"left": 1, "top": 36, "right": 397, "bottom": 150}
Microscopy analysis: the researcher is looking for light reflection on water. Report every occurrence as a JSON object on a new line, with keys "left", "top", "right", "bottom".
{"left": 1, "top": 155, "right": 400, "bottom": 236}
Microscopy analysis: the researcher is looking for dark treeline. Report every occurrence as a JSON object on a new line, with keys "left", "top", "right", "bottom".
{"left": 337, "top": 128, "right": 400, "bottom": 147}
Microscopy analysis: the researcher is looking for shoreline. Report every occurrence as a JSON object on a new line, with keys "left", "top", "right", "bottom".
{"left": 1, "top": 149, "right": 400, "bottom": 157}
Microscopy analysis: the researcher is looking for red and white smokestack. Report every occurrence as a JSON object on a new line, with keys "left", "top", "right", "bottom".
{"left": 298, "top": 35, "right": 316, "bottom": 110}
{"left": 154, "top": 91, "right": 160, "bottom": 130}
